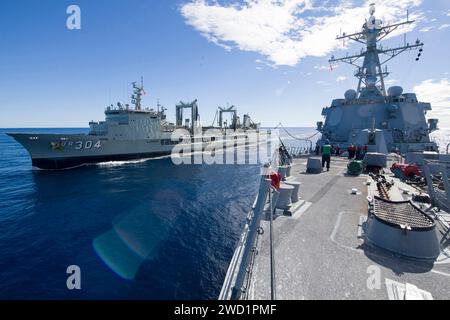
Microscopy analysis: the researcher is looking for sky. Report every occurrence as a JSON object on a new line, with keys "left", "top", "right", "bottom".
{"left": 0, "top": 0, "right": 449, "bottom": 128}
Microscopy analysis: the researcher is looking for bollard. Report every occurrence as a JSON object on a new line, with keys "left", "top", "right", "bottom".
{"left": 306, "top": 157, "right": 322, "bottom": 174}
{"left": 286, "top": 165, "right": 292, "bottom": 177}
{"left": 285, "top": 180, "right": 301, "bottom": 203}
{"left": 275, "top": 183, "right": 294, "bottom": 210}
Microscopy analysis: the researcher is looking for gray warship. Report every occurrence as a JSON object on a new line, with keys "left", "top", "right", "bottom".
{"left": 315, "top": 4, "right": 439, "bottom": 154}
{"left": 221, "top": 4, "right": 450, "bottom": 301}
{"left": 8, "top": 80, "right": 259, "bottom": 170}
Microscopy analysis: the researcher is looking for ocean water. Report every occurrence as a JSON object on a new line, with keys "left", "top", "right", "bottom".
{"left": 0, "top": 128, "right": 265, "bottom": 300}
{"left": 0, "top": 127, "right": 448, "bottom": 300}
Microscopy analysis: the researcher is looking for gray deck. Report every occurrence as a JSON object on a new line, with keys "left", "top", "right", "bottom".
{"left": 249, "top": 157, "right": 450, "bottom": 300}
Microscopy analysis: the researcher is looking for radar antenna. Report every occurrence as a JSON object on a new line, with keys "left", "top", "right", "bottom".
{"left": 329, "top": 4, "right": 424, "bottom": 98}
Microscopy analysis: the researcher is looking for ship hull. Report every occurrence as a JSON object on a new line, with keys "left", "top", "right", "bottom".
{"left": 7, "top": 133, "right": 177, "bottom": 170}
{"left": 7, "top": 132, "right": 255, "bottom": 170}
{"left": 31, "top": 152, "right": 172, "bottom": 170}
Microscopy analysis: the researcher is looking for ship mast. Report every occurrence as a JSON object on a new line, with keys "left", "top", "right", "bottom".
{"left": 131, "top": 77, "right": 145, "bottom": 111}
{"left": 329, "top": 3, "right": 424, "bottom": 98}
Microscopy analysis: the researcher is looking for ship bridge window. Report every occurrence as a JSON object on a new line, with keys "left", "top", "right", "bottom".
{"left": 107, "top": 115, "right": 129, "bottom": 125}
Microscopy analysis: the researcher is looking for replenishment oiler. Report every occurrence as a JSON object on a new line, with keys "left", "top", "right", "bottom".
{"left": 221, "top": 4, "right": 450, "bottom": 300}
{"left": 8, "top": 79, "right": 259, "bottom": 170}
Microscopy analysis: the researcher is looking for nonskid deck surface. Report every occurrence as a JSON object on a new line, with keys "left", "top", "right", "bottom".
{"left": 249, "top": 157, "right": 450, "bottom": 300}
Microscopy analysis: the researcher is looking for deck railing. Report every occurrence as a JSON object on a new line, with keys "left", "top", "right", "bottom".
{"left": 423, "top": 160, "right": 450, "bottom": 212}
{"left": 219, "top": 176, "right": 278, "bottom": 300}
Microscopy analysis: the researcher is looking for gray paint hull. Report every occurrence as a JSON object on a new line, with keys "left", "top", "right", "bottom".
{"left": 7, "top": 133, "right": 175, "bottom": 170}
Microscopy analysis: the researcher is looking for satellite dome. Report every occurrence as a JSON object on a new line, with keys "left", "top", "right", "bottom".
{"left": 388, "top": 86, "right": 403, "bottom": 97}
{"left": 345, "top": 89, "right": 357, "bottom": 100}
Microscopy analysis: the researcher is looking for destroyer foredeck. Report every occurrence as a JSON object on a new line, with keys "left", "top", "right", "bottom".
{"left": 249, "top": 158, "right": 450, "bottom": 300}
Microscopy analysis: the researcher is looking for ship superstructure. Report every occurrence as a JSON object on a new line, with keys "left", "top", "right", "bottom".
{"left": 8, "top": 79, "right": 259, "bottom": 170}
{"left": 316, "top": 3, "right": 439, "bottom": 154}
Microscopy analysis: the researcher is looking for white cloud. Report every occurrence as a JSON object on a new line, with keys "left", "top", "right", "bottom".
{"left": 414, "top": 79, "right": 450, "bottom": 128}
{"left": 419, "top": 26, "right": 433, "bottom": 33}
{"left": 180, "top": 0, "right": 424, "bottom": 66}
{"left": 439, "top": 24, "right": 450, "bottom": 30}
{"left": 336, "top": 76, "right": 347, "bottom": 82}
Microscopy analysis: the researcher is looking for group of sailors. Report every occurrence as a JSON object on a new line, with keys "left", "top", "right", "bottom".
{"left": 314, "top": 143, "right": 368, "bottom": 160}
{"left": 346, "top": 144, "right": 368, "bottom": 160}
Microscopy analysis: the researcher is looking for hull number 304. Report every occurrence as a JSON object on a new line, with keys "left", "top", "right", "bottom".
{"left": 51, "top": 140, "right": 102, "bottom": 151}
{"left": 75, "top": 140, "right": 102, "bottom": 150}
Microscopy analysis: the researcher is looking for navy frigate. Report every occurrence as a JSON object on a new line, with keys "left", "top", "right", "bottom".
{"left": 8, "top": 80, "right": 259, "bottom": 170}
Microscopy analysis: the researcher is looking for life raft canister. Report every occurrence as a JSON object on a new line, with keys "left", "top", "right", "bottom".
{"left": 391, "top": 163, "right": 421, "bottom": 179}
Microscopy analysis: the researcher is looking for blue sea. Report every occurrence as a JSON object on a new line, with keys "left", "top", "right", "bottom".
{"left": 0, "top": 127, "right": 311, "bottom": 300}
{"left": 0, "top": 127, "right": 448, "bottom": 300}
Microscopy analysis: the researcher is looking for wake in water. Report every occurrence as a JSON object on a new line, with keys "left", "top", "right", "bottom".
{"left": 94, "top": 139, "right": 276, "bottom": 169}
{"left": 94, "top": 155, "right": 172, "bottom": 168}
